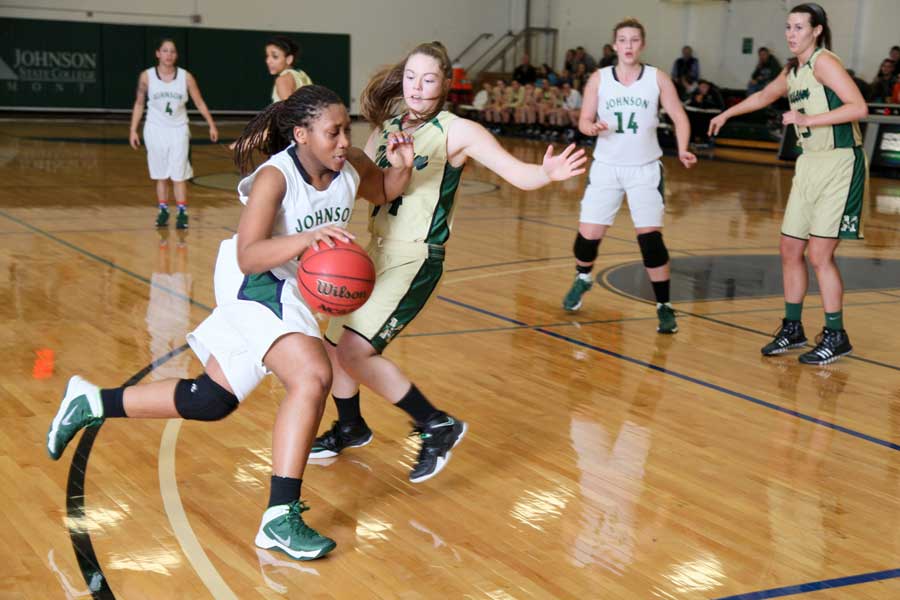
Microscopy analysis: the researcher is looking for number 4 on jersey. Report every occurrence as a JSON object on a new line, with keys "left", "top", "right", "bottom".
{"left": 614, "top": 111, "right": 638, "bottom": 134}
{"left": 165, "top": 101, "right": 173, "bottom": 115}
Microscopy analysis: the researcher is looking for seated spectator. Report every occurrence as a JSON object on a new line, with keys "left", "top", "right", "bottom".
{"left": 599, "top": 44, "right": 617, "bottom": 68}
{"left": 845, "top": 69, "right": 871, "bottom": 102}
{"left": 871, "top": 59, "right": 896, "bottom": 102}
{"left": 572, "top": 63, "right": 588, "bottom": 93}
{"left": 748, "top": 47, "right": 781, "bottom": 93}
{"left": 564, "top": 49, "right": 577, "bottom": 74}
{"left": 892, "top": 78, "right": 900, "bottom": 104}
{"left": 542, "top": 64, "right": 560, "bottom": 86}
{"left": 891, "top": 46, "right": 900, "bottom": 77}
{"left": 556, "top": 68, "right": 573, "bottom": 87}
{"left": 472, "top": 81, "right": 492, "bottom": 111}
{"left": 574, "top": 46, "right": 596, "bottom": 73}
{"left": 513, "top": 54, "right": 537, "bottom": 85}
{"left": 685, "top": 80, "right": 723, "bottom": 145}
{"left": 559, "top": 82, "right": 582, "bottom": 127}
{"left": 671, "top": 45, "right": 700, "bottom": 96}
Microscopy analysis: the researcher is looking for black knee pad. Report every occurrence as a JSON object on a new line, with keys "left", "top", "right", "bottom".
{"left": 174, "top": 374, "right": 239, "bottom": 421}
{"left": 573, "top": 233, "right": 601, "bottom": 263}
{"left": 637, "top": 231, "right": 669, "bottom": 268}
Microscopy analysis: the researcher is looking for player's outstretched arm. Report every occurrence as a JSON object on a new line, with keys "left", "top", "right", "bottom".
{"left": 349, "top": 132, "right": 414, "bottom": 205}
{"left": 447, "top": 118, "right": 586, "bottom": 190}
{"left": 236, "top": 167, "right": 353, "bottom": 274}
{"left": 709, "top": 71, "right": 788, "bottom": 136}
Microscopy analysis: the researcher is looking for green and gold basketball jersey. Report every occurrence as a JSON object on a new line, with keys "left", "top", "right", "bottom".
{"left": 369, "top": 111, "right": 463, "bottom": 244}
{"left": 787, "top": 48, "right": 862, "bottom": 153}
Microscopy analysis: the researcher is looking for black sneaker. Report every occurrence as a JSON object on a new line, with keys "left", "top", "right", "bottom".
{"left": 799, "top": 328, "right": 852, "bottom": 365}
{"left": 409, "top": 413, "right": 467, "bottom": 483}
{"left": 761, "top": 319, "right": 807, "bottom": 356}
{"left": 308, "top": 419, "right": 373, "bottom": 459}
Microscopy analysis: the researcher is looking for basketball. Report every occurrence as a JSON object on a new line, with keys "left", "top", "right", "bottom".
{"left": 297, "top": 239, "right": 376, "bottom": 315}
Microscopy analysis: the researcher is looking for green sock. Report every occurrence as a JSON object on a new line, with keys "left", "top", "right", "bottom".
{"left": 785, "top": 302, "right": 803, "bottom": 322}
{"left": 825, "top": 311, "right": 843, "bottom": 331}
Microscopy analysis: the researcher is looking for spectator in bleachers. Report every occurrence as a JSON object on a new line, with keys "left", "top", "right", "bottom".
{"left": 560, "top": 82, "right": 582, "bottom": 127}
{"left": 892, "top": 78, "right": 900, "bottom": 104}
{"left": 599, "top": 44, "right": 617, "bottom": 68}
{"left": 472, "top": 81, "right": 492, "bottom": 112}
{"left": 684, "top": 79, "right": 724, "bottom": 145}
{"left": 671, "top": 45, "right": 700, "bottom": 95}
{"left": 487, "top": 81, "right": 508, "bottom": 125}
{"left": 513, "top": 54, "right": 537, "bottom": 85}
{"left": 564, "top": 49, "right": 577, "bottom": 73}
{"left": 505, "top": 79, "right": 526, "bottom": 121}
{"left": 891, "top": 46, "right": 900, "bottom": 77}
{"left": 557, "top": 67, "right": 573, "bottom": 87}
{"left": 572, "top": 63, "right": 589, "bottom": 93}
{"left": 541, "top": 64, "right": 560, "bottom": 86}
{"left": 574, "top": 46, "right": 597, "bottom": 73}
{"left": 870, "top": 59, "right": 896, "bottom": 102}
{"left": 845, "top": 70, "right": 871, "bottom": 101}
{"left": 748, "top": 47, "right": 781, "bottom": 93}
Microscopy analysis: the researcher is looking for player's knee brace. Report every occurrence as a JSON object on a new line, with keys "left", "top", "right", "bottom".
{"left": 174, "top": 374, "right": 238, "bottom": 421}
{"left": 637, "top": 231, "right": 669, "bottom": 268}
{"left": 573, "top": 233, "right": 602, "bottom": 263}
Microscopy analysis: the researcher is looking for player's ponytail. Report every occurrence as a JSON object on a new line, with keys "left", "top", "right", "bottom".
{"left": 234, "top": 84, "right": 344, "bottom": 175}
{"left": 786, "top": 3, "right": 832, "bottom": 72}
{"left": 360, "top": 41, "right": 452, "bottom": 127}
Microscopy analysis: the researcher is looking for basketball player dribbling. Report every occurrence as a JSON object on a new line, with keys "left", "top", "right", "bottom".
{"left": 129, "top": 38, "right": 219, "bottom": 229}
{"left": 48, "top": 85, "right": 415, "bottom": 561}
{"left": 561, "top": 18, "right": 697, "bottom": 334}
{"left": 310, "top": 41, "right": 587, "bottom": 483}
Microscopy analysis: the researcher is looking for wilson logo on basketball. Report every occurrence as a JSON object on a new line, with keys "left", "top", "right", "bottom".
{"left": 316, "top": 280, "right": 369, "bottom": 300}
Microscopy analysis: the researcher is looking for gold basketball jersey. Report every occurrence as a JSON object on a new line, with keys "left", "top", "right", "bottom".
{"left": 369, "top": 111, "right": 463, "bottom": 244}
{"left": 270, "top": 69, "right": 313, "bottom": 103}
{"left": 787, "top": 48, "right": 862, "bottom": 153}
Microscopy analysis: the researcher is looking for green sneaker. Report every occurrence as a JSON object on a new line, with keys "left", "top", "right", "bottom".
{"left": 563, "top": 274, "right": 593, "bottom": 312}
{"left": 175, "top": 210, "right": 188, "bottom": 230}
{"left": 47, "top": 376, "right": 104, "bottom": 460}
{"left": 255, "top": 500, "right": 336, "bottom": 561}
{"left": 657, "top": 303, "right": 678, "bottom": 334}
{"left": 156, "top": 207, "right": 170, "bottom": 227}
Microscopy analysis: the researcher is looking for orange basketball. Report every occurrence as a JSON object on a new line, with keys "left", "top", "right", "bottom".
{"left": 297, "top": 239, "right": 375, "bottom": 316}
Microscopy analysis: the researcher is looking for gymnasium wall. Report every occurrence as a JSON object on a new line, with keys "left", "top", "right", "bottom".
{"left": 0, "top": 18, "right": 349, "bottom": 111}
{"left": 549, "top": 0, "right": 900, "bottom": 90}
{"left": 1, "top": 0, "right": 523, "bottom": 113}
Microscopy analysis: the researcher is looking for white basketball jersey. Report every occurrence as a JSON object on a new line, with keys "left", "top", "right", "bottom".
{"left": 593, "top": 65, "right": 662, "bottom": 166}
{"left": 146, "top": 67, "right": 189, "bottom": 127}
{"left": 237, "top": 144, "right": 360, "bottom": 282}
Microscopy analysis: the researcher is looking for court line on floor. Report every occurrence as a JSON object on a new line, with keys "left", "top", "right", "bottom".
{"left": 159, "top": 417, "right": 239, "bottom": 600}
{"left": 65, "top": 344, "right": 192, "bottom": 599}
{"left": 714, "top": 567, "right": 900, "bottom": 599}
{"left": 436, "top": 295, "right": 900, "bottom": 452}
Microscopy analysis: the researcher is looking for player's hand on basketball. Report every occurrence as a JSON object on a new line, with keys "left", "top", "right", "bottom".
{"left": 679, "top": 150, "right": 698, "bottom": 168}
{"left": 541, "top": 143, "right": 587, "bottom": 181}
{"left": 781, "top": 110, "right": 808, "bottom": 127}
{"left": 306, "top": 226, "right": 355, "bottom": 251}
{"left": 129, "top": 130, "right": 140, "bottom": 149}
{"left": 385, "top": 131, "right": 415, "bottom": 169}
{"left": 209, "top": 124, "right": 219, "bottom": 143}
{"left": 708, "top": 114, "right": 727, "bottom": 137}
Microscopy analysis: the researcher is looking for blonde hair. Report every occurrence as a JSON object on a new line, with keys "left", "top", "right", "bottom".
{"left": 612, "top": 18, "right": 646, "bottom": 41}
{"left": 360, "top": 41, "right": 452, "bottom": 127}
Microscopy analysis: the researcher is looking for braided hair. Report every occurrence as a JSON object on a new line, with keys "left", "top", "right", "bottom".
{"left": 233, "top": 84, "right": 343, "bottom": 175}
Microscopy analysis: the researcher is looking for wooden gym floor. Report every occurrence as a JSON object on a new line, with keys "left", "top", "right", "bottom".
{"left": 1, "top": 120, "right": 899, "bottom": 599}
